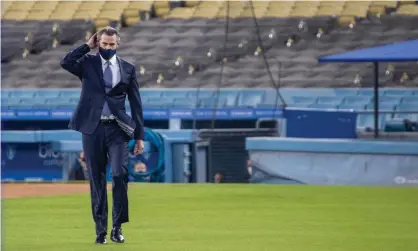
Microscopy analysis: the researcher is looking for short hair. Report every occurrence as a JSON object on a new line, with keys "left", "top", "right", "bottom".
{"left": 97, "top": 26, "right": 120, "bottom": 43}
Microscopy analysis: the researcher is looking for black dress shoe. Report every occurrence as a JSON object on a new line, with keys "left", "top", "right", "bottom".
{"left": 95, "top": 234, "right": 107, "bottom": 244}
{"left": 111, "top": 228, "right": 125, "bottom": 243}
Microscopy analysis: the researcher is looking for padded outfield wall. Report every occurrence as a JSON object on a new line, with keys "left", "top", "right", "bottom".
{"left": 246, "top": 137, "right": 418, "bottom": 186}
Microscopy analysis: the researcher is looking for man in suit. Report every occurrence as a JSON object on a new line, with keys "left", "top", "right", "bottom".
{"left": 60, "top": 26, "right": 145, "bottom": 244}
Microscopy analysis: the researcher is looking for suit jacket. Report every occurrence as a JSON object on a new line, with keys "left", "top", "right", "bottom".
{"left": 60, "top": 43, "right": 144, "bottom": 140}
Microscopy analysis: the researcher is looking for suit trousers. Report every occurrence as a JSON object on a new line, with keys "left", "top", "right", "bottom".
{"left": 82, "top": 120, "right": 130, "bottom": 236}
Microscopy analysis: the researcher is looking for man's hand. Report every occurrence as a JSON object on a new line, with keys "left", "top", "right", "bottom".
{"left": 86, "top": 32, "right": 98, "bottom": 50}
{"left": 133, "top": 140, "right": 144, "bottom": 155}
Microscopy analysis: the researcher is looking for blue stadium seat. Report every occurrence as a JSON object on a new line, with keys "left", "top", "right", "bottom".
{"left": 199, "top": 97, "right": 227, "bottom": 108}
{"left": 20, "top": 98, "right": 45, "bottom": 107}
{"left": 393, "top": 113, "right": 418, "bottom": 122}
{"left": 401, "top": 96, "right": 418, "bottom": 104}
{"left": 308, "top": 104, "right": 338, "bottom": 109}
{"left": 36, "top": 90, "right": 60, "bottom": 98}
{"left": 343, "top": 96, "right": 370, "bottom": 105}
{"left": 45, "top": 98, "right": 73, "bottom": 106}
{"left": 10, "top": 91, "right": 36, "bottom": 99}
{"left": 286, "top": 103, "right": 310, "bottom": 108}
{"left": 396, "top": 103, "right": 418, "bottom": 111}
{"left": 69, "top": 98, "right": 79, "bottom": 105}
{"left": 394, "top": 103, "right": 418, "bottom": 121}
{"left": 59, "top": 90, "right": 80, "bottom": 99}
{"left": 161, "top": 90, "right": 188, "bottom": 98}
{"left": 217, "top": 92, "right": 238, "bottom": 107}
{"left": 141, "top": 90, "right": 163, "bottom": 99}
{"left": 383, "top": 89, "right": 413, "bottom": 96}
{"left": 172, "top": 98, "right": 197, "bottom": 108}
{"left": 316, "top": 96, "right": 343, "bottom": 105}
{"left": 143, "top": 97, "right": 172, "bottom": 108}
{"left": 237, "top": 91, "right": 264, "bottom": 108}
{"left": 338, "top": 103, "right": 366, "bottom": 111}
{"left": 290, "top": 96, "right": 317, "bottom": 105}
{"left": 2, "top": 90, "right": 12, "bottom": 98}
{"left": 357, "top": 114, "right": 391, "bottom": 130}
{"left": 257, "top": 91, "right": 284, "bottom": 108}
{"left": 333, "top": 88, "right": 359, "bottom": 97}
{"left": 357, "top": 89, "right": 375, "bottom": 96}
{"left": 376, "top": 96, "right": 401, "bottom": 105}
{"left": 384, "top": 118, "right": 408, "bottom": 132}
{"left": 365, "top": 103, "right": 396, "bottom": 111}
{"left": 2, "top": 98, "right": 20, "bottom": 106}
{"left": 188, "top": 90, "right": 215, "bottom": 99}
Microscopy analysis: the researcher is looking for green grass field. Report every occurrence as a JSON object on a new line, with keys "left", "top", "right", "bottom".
{"left": 3, "top": 184, "right": 418, "bottom": 251}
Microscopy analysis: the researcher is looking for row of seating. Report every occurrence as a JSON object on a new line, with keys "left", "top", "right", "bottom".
{"left": 2, "top": 89, "right": 418, "bottom": 131}
{"left": 2, "top": 2, "right": 418, "bottom": 89}
{"left": 3, "top": 88, "right": 418, "bottom": 109}
{"left": 1, "top": 0, "right": 161, "bottom": 28}
{"left": 4, "top": 16, "right": 417, "bottom": 89}
{"left": 4, "top": 87, "right": 418, "bottom": 97}
{"left": 167, "top": 0, "right": 418, "bottom": 26}
{"left": 357, "top": 113, "right": 417, "bottom": 131}
{"left": 1, "top": 20, "right": 95, "bottom": 63}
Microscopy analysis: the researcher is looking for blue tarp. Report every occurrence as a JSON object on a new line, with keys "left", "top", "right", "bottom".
{"left": 318, "top": 39, "right": 418, "bottom": 63}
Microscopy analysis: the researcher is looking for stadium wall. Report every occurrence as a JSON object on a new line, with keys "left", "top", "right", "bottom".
{"left": 1, "top": 130, "right": 197, "bottom": 183}
{"left": 246, "top": 137, "right": 418, "bottom": 186}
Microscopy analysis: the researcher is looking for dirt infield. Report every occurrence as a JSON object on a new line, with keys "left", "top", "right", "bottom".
{"left": 2, "top": 183, "right": 112, "bottom": 199}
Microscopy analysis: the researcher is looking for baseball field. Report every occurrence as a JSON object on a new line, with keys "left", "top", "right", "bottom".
{"left": 3, "top": 183, "right": 418, "bottom": 251}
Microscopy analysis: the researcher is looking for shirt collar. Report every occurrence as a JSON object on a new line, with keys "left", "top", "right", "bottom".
{"left": 100, "top": 54, "right": 117, "bottom": 66}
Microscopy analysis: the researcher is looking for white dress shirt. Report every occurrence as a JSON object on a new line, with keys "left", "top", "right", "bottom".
{"left": 100, "top": 54, "right": 121, "bottom": 87}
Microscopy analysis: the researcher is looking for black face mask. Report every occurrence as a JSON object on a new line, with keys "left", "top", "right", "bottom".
{"left": 99, "top": 47, "right": 116, "bottom": 60}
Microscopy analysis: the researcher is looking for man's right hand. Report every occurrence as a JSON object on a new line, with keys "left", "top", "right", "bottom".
{"left": 86, "top": 32, "right": 98, "bottom": 50}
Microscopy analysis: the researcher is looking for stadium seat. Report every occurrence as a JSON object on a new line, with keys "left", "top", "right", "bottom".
{"left": 171, "top": 98, "right": 197, "bottom": 108}
{"left": 264, "top": 1, "right": 294, "bottom": 17}
{"left": 357, "top": 113, "right": 391, "bottom": 131}
{"left": 396, "top": 3, "right": 418, "bottom": 15}
{"left": 343, "top": 96, "right": 371, "bottom": 105}
{"left": 239, "top": 1, "right": 269, "bottom": 18}
{"left": 144, "top": 97, "right": 173, "bottom": 109}
{"left": 365, "top": 103, "right": 396, "bottom": 111}
{"left": 397, "top": 103, "right": 418, "bottom": 111}
{"left": 357, "top": 89, "right": 376, "bottom": 96}
{"left": 59, "top": 90, "right": 80, "bottom": 99}
{"left": 161, "top": 90, "right": 189, "bottom": 98}
{"left": 383, "top": 89, "right": 413, "bottom": 96}
{"left": 401, "top": 96, "right": 418, "bottom": 104}
{"left": 49, "top": 2, "right": 80, "bottom": 20}
{"left": 338, "top": 103, "right": 366, "bottom": 111}
{"left": 308, "top": 103, "right": 338, "bottom": 109}
{"left": 35, "top": 90, "right": 61, "bottom": 98}
{"left": 184, "top": 1, "right": 200, "bottom": 8}
{"left": 45, "top": 98, "right": 73, "bottom": 106}
{"left": 2, "top": 0, "right": 418, "bottom": 94}
{"left": 237, "top": 91, "right": 265, "bottom": 108}
{"left": 153, "top": 0, "right": 171, "bottom": 18}
{"left": 393, "top": 113, "right": 418, "bottom": 122}
{"left": 199, "top": 97, "right": 227, "bottom": 108}
{"left": 316, "top": 96, "right": 343, "bottom": 105}
{"left": 193, "top": 1, "right": 223, "bottom": 18}
{"left": 291, "top": 96, "right": 317, "bottom": 105}
{"left": 384, "top": 118, "right": 409, "bottom": 132}
{"left": 166, "top": 7, "right": 196, "bottom": 19}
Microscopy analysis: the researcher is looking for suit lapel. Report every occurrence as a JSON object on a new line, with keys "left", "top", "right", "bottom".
{"left": 93, "top": 53, "right": 106, "bottom": 92}
{"left": 113, "top": 56, "right": 129, "bottom": 89}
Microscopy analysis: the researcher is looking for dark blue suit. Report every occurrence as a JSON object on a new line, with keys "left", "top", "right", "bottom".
{"left": 60, "top": 43, "right": 144, "bottom": 236}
